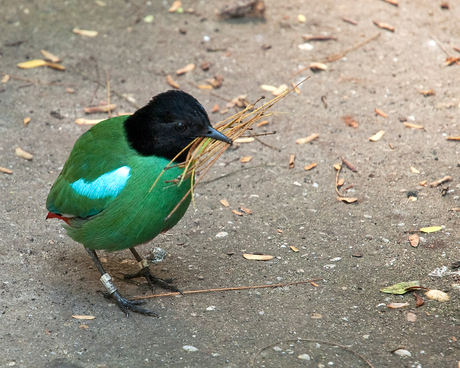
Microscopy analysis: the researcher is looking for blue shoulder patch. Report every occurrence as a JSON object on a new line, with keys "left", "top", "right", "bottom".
{"left": 71, "top": 166, "right": 131, "bottom": 200}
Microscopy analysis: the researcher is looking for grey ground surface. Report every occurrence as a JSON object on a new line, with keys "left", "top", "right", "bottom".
{"left": 1, "top": 0, "right": 460, "bottom": 367}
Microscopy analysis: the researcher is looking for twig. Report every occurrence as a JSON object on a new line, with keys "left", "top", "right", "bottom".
{"left": 132, "top": 278, "right": 323, "bottom": 300}
{"left": 251, "top": 338, "right": 375, "bottom": 368}
{"left": 248, "top": 131, "right": 281, "bottom": 151}
{"left": 291, "top": 32, "right": 380, "bottom": 77}
{"left": 429, "top": 33, "right": 451, "bottom": 57}
{"left": 335, "top": 164, "right": 343, "bottom": 196}
{"left": 429, "top": 175, "right": 452, "bottom": 187}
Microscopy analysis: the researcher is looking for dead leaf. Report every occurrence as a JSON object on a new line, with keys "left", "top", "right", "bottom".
{"left": 419, "top": 89, "right": 435, "bottom": 96}
{"left": 373, "top": 20, "right": 395, "bottom": 32}
{"left": 289, "top": 154, "right": 295, "bottom": 169}
{"left": 296, "top": 133, "right": 319, "bottom": 145}
{"left": 211, "top": 104, "right": 219, "bottom": 113}
{"left": 261, "top": 84, "right": 277, "bottom": 92}
{"left": 17, "top": 59, "right": 48, "bottom": 69}
{"left": 375, "top": 108, "right": 388, "bottom": 117}
{"left": 420, "top": 226, "right": 442, "bottom": 233}
{"left": 257, "top": 120, "right": 269, "bottom": 127}
{"left": 310, "top": 312, "right": 322, "bottom": 319}
{"left": 40, "top": 49, "right": 60, "bottom": 63}
{"left": 220, "top": 199, "right": 230, "bottom": 207}
{"left": 66, "top": 88, "right": 75, "bottom": 94}
{"left": 291, "top": 83, "right": 301, "bottom": 94}
{"left": 84, "top": 104, "right": 116, "bottom": 114}
{"left": 240, "top": 156, "right": 252, "bottom": 163}
{"left": 410, "top": 166, "right": 420, "bottom": 174}
{"left": 2, "top": 74, "right": 10, "bottom": 83}
{"left": 341, "top": 115, "right": 358, "bottom": 128}
{"left": 337, "top": 178, "right": 344, "bottom": 186}
{"left": 414, "top": 292, "right": 424, "bottom": 307}
{"left": 23, "top": 117, "right": 31, "bottom": 125}
{"left": 168, "top": 0, "right": 182, "bottom": 12}
{"left": 206, "top": 75, "right": 224, "bottom": 88}
{"left": 277, "top": 229, "right": 283, "bottom": 234}
{"left": 406, "top": 312, "right": 417, "bottom": 322}
{"left": 240, "top": 207, "right": 252, "bottom": 215}
{"left": 333, "top": 164, "right": 341, "bottom": 171}
{"left": 309, "top": 62, "right": 328, "bottom": 71}
{"left": 425, "top": 289, "right": 449, "bottom": 302}
{"left": 404, "top": 122, "right": 424, "bottom": 130}
{"left": 79, "top": 324, "right": 89, "bottom": 329}
{"left": 387, "top": 302, "right": 410, "bottom": 309}
{"left": 176, "top": 63, "right": 195, "bottom": 75}
{"left": 234, "top": 137, "right": 255, "bottom": 143}
{"left": 381, "top": 281, "right": 420, "bottom": 294}
{"left": 445, "top": 56, "right": 460, "bottom": 66}
{"left": 72, "top": 28, "right": 98, "bottom": 37}
{"left": 72, "top": 315, "right": 96, "bottom": 320}
{"left": 15, "top": 147, "right": 33, "bottom": 160}
{"left": 243, "top": 254, "right": 274, "bottom": 261}
{"left": 0, "top": 167, "right": 12, "bottom": 174}
{"left": 45, "top": 61, "right": 65, "bottom": 71}
{"left": 232, "top": 210, "right": 243, "bottom": 216}
{"left": 272, "top": 84, "right": 288, "bottom": 96}
{"left": 304, "top": 162, "right": 317, "bottom": 171}
{"left": 166, "top": 75, "right": 180, "bottom": 89}
{"left": 409, "top": 234, "right": 420, "bottom": 247}
{"left": 290, "top": 246, "right": 299, "bottom": 252}
{"left": 337, "top": 197, "right": 358, "bottom": 203}
{"left": 369, "top": 130, "right": 385, "bottom": 142}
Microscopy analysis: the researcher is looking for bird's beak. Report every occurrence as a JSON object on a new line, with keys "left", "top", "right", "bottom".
{"left": 199, "top": 126, "right": 233, "bottom": 145}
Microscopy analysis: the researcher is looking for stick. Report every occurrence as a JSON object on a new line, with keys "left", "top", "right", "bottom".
{"left": 429, "top": 175, "right": 452, "bottom": 187}
{"left": 132, "top": 278, "right": 323, "bottom": 300}
{"left": 248, "top": 131, "right": 281, "bottom": 151}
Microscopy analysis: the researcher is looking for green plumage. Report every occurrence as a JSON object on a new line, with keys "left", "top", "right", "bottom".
{"left": 46, "top": 116, "right": 192, "bottom": 252}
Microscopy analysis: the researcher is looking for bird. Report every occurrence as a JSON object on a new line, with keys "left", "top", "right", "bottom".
{"left": 46, "top": 90, "right": 232, "bottom": 316}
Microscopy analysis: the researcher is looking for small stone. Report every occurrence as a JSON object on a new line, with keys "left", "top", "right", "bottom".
{"left": 183, "top": 345, "right": 198, "bottom": 352}
{"left": 393, "top": 348, "right": 411, "bottom": 357}
{"left": 216, "top": 232, "right": 228, "bottom": 238}
{"left": 298, "top": 354, "right": 311, "bottom": 360}
{"left": 205, "top": 306, "right": 216, "bottom": 311}
{"left": 273, "top": 346, "right": 283, "bottom": 351}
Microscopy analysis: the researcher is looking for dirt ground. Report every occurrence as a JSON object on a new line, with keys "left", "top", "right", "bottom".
{"left": 1, "top": 0, "right": 460, "bottom": 367}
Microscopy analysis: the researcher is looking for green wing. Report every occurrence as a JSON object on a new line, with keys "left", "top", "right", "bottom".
{"left": 46, "top": 116, "right": 133, "bottom": 218}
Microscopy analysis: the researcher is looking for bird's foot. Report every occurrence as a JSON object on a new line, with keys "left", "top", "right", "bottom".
{"left": 124, "top": 261, "right": 183, "bottom": 295}
{"left": 100, "top": 272, "right": 158, "bottom": 317}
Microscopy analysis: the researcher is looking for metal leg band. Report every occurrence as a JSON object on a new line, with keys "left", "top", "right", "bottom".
{"left": 138, "top": 259, "right": 149, "bottom": 270}
{"left": 100, "top": 273, "right": 117, "bottom": 295}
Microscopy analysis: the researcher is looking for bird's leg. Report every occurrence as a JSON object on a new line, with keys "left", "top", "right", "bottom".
{"left": 124, "top": 247, "right": 183, "bottom": 294}
{"left": 85, "top": 248, "right": 158, "bottom": 317}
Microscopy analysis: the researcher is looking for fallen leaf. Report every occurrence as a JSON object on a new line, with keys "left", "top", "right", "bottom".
{"left": 261, "top": 84, "right": 277, "bottom": 92}
{"left": 373, "top": 20, "right": 395, "bottom": 32}
{"left": 369, "top": 130, "right": 385, "bottom": 142}
{"left": 272, "top": 84, "right": 288, "bottom": 96}
{"left": 72, "top": 28, "right": 98, "bottom": 37}
{"left": 79, "top": 324, "right": 89, "bottom": 329}
{"left": 17, "top": 59, "right": 48, "bottom": 69}
{"left": 393, "top": 349, "right": 411, "bottom": 357}
{"left": 66, "top": 88, "right": 75, "bottom": 93}
{"left": 333, "top": 164, "right": 341, "bottom": 171}
{"left": 296, "top": 133, "right": 319, "bottom": 145}
{"left": 410, "top": 166, "right": 420, "bottom": 174}
{"left": 240, "top": 156, "right": 252, "bottom": 163}
{"left": 310, "top": 62, "right": 328, "bottom": 71}
{"left": 84, "top": 104, "right": 116, "bottom": 114}
{"left": 291, "top": 83, "right": 301, "bottom": 94}
{"left": 220, "top": 199, "right": 229, "bottom": 207}
{"left": 257, "top": 120, "right": 269, "bottom": 127}
{"left": 445, "top": 56, "right": 460, "bottom": 66}
{"left": 176, "top": 63, "right": 195, "bottom": 75}
{"left": 419, "top": 89, "right": 435, "bottom": 96}
{"left": 409, "top": 234, "right": 420, "bottom": 247}
{"left": 336, "top": 197, "right": 358, "bottom": 203}
{"left": 453, "top": 336, "right": 457, "bottom": 342}
{"left": 232, "top": 210, "right": 243, "bottom": 216}
{"left": 23, "top": 117, "right": 31, "bottom": 125}
{"left": 425, "top": 289, "right": 449, "bottom": 302}
{"left": 414, "top": 292, "right": 424, "bottom": 307}
{"left": 337, "top": 178, "right": 344, "bottom": 186}
{"left": 341, "top": 115, "right": 358, "bottom": 128}
{"left": 201, "top": 61, "right": 210, "bottom": 71}
{"left": 375, "top": 108, "right": 388, "bottom": 117}
{"left": 206, "top": 75, "right": 224, "bottom": 88}
{"left": 2, "top": 74, "right": 10, "bottom": 83}
{"left": 72, "top": 315, "right": 96, "bottom": 320}
{"left": 387, "top": 302, "right": 410, "bottom": 309}
{"left": 168, "top": 1, "right": 182, "bottom": 12}
{"left": 243, "top": 254, "right": 274, "bottom": 261}
{"left": 0, "top": 167, "right": 13, "bottom": 174}
{"left": 240, "top": 207, "right": 252, "bottom": 215}
{"left": 289, "top": 154, "right": 295, "bottom": 169}
{"left": 290, "top": 246, "right": 299, "bottom": 252}
{"left": 304, "top": 162, "right": 317, "bottom": 171}
{"left": 381, "top": 281, "right": 420, "bottom": 294}
{"left": 234, "top": 137, "right": 255, "bottom": 143}
{"left": 211, "top": 104, "right": 219, "bottom": 113}
{"left": 75, "top": 118, "right": 104, "bottom": 125}
{"left": 277, "top": 229, "right": 283, "bottom": 234}
{"left": 406, "top": 312, "right": 417, "bottom": 322}
{"left": 166, "top": 75, "right": 180, "bottom": 89}
{"left": 404, "top": 122, "right": 424, "bottom": 130}
{"left": 382, "top": 0, "right": 398, "bottom": 5}
{"left": 15, "top": 147, "right": 33, "bottom": 160}
{"left": 420, "top": 226, "right": 442, "bottom": 233}
{"left": 310, "top": 312, "right": 322, "bottom": 319}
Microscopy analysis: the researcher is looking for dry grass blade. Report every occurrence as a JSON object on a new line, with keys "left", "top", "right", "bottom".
{"left": 159, "top": 78, "right": 309, "bottom": 220}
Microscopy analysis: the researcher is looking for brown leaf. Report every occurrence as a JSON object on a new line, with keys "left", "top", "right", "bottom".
{"left": 168, "top": 0, "right": 182, "bottom": 12}
{"left": 333, "top": 163, "right": 341, "bottom": 171}
{"left": 409, "top": 233, "right": 420, "bottom": 247}
{"left": 240, "top": 207, "right": 252, "bottom": 215}
{"left": 373, "top": 20, "right": 395, "bottom": 32}
{"left": 176, "top": 63, "right": 195, "bottom": 75}
{"left": 240, "top": 156, "right": 252, "bottom": 163}
{"left": 341, "top": 115, "right": 358, "bottom": 128}
{"left": 23, "top": 117, "right": 31, "bottom": 125}
{"left": 296, "top": 133, "right": 319, "bottom": 144}
{"left": 289, "top": 154, "right": 295, "bottom": 169}
{"left": 404, "top": 122, "right": 424, "bottom": 130}
{"left": 15, "top": 147, "right": 33, "bottom": 160}
{"left": 232, "top": 210, "right": 243, "bottom": 216}
{"left": 337, "top": 197, "right": 358, "bottom": 203}
{"left": 341, "top": 157, "right": 357, "bottom": 172}
{"left": 220, "top": 199, "right": 230, "bottom": 207}
{"left": 166, "top": 75, "right": 180, "bottom": 89}
{"left": 387, "top": 302, "right": 410, "bottom": 309}
{"left": 243, "top": 254, "right": 273, "bottom": 261}
{"left": 290, "top": 246, "right": 299, "bottom": 252}
{"left": 84, "top": 104, "right": 116, "bottom": 114}
{"left": 419, "top": 89, "right": 435, "bottom": 96}
{"left": 369, "top": 130, "right": 385, "bottom": 142}
{"left": 17, "top": 59, "right": 48, "bottom": 69}
{"left": 256, "top": 120, "right": 269, "bottom": 127}
{"left": 304, "top": 162, "right": 317, "bottom": 171}
{"left": 206, "top": 75, "right": 224, "bottom": 88}
{"left": 272, "top": 84, "right": 288, "bottom": 96}
{"left": 0, "top": 167, "right": 13, "bottom": 174}
{"left": 414, "top": 292, "right": 424, "bottom": 307}
{"left": 375, "top": 108, "right": 388, "bottom": 117}
{"left": 211, "top": 104, "right": 219, "bottom": 113}
{"left": 72, "top": 28, "right": 98, "bottom": 37}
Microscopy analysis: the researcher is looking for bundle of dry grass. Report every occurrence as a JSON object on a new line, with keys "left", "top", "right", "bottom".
{"left": 151, "top": 81, "right": 304, "bottom": 219}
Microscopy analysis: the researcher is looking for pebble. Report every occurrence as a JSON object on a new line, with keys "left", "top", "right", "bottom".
{"left": 183, "top": 345, "right": 198, "bottom": 352}
{"left": 298, "top": 43, "right": 314, "bottom": 51}
{"left": 205, "top": 306, "right": 216, "bottom": 311}
{"left": 298, "top": 354, "right": 311, "bottom": 360}
{"left": 216, "top": 232, "right": 228, "bottom": 238}
{"left": 273, "top": 346, "right": 283, "bottom": 351}
{"left": 393, "top": 349, "right": 411, "bottom": 357}
{"left": 329, "top": 257, "right": 341, "bottom": 262}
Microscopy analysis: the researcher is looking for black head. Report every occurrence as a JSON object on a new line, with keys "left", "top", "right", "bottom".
{"left": 124, "top": 90, "right": 231, "bottom": 161}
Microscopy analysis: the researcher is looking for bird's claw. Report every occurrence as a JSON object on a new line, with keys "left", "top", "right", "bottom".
{"left": 110, "top": 290, "right": 158, "bottom": 317}
{"left": 124, "top": 266, "right": 183, "bottom": 295}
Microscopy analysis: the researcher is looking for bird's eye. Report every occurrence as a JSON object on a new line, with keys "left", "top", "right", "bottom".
{"left": 175, "top": 122, "right": 187, "bottom": 133}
